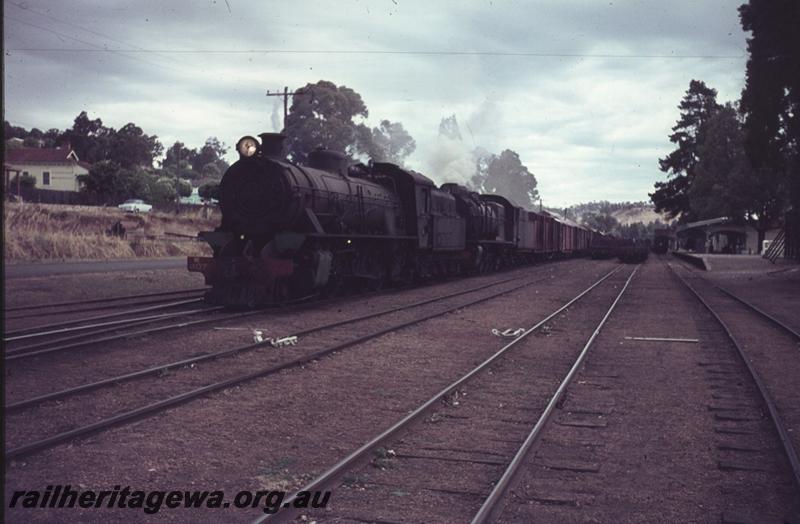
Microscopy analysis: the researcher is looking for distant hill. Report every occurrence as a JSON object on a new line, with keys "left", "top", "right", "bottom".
{"left": 541, "top": 201, "right": 675, "bottom": 239}
{"left": 604, "top": 204, "right": 668, "bottom": 226}
{"left": 546, "top": 201, "right": 672, "bottom": 227}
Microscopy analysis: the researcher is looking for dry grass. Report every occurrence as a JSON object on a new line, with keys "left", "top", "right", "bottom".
{"left": 4, "top": 202, "right": 218, "bottom": 261}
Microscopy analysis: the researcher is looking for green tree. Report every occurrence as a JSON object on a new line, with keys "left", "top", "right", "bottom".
{"left": 162, "top": 141, "right": 199, "bottom": 179}
{"left": 4, "top": 121, "right": 27, "bottom": 139}
{"left": 199, "top": 182, "right": 220, "bottom": 201}
{"left": 650, "top": 80, "right": 722, "bottom": 221}
{"left": 176, "top": 179, "right": 192, "bottom": 198}
{"left": 582, "top": 213, "right": 620, "bottom": 234}
{"left": 78, "top": 161, "right": 151, "bottom": 203}
{"left": 688, "top": 104, "right": 759, "bottom": 221}
{"left": 615, "top": 221, "right": 651, "bottom": 241}
{"left": 284, "top": 80, "right": 369, "bottom": 164}
{"left": 3, "top": 122, "right": 63, "bottom": 148}
{"left": 10, "top": 173, "right": 37, "bottom": 189}
{"left": 357, "top": 120, "right": 416, "bottom": 164}
{"left": 200, "top": 162, "right": 223, "bottom": 180}
{"left": 739, "top": 0, "right": 800, "bottom": 215}
{"left": 109, "top": 123, "right": 163, "bottom": 168}
{"left": 60, "top": 111, "right": 113, "bottom": 163}
{"left": 477, "top": 149, "right": 539, "bottom": 208}
{"left": 147, "top": 177, "right": 176, "bottom": 205}
{"left": 190, "top": 137, "right": 229, "bottom": 172}
{"left": 43, "top": 128, "right": 61, "bottom": 148}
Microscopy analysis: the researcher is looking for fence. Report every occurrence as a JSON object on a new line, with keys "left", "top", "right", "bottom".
{"left": 10, "top": 187, "right": 114, "bottom": 206}
{"left": 785, "top": 211, "right": 800, "bottom": 261}
{"left": 8, "top": 188, "right": 217, "bottom": 215}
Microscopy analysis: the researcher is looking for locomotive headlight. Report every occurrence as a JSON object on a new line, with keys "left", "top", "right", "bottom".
{"left": 236, "top": 136, "right": 259, "bottom": 158}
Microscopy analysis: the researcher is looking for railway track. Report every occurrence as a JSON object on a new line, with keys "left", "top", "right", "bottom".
{"left": 6, "top": 263, "right": 594, "bottom": 460}
{"left": 4, "top": 297, "right": 208, "bottom": 340}
{"left": 4, "top": 305, "right": 247, "bottom": 361}
{"left": 4, "top": 260, "right": 591, "bottom": 362}
{"left": 671, "top": 257, "right": 799, "bottom": 338}
{"left": 4, "top": 287, "right": 209, "bottom": 321}
{"left": 485, "top": 257, "right": 800, "bottom": 523}
{"left": 668, "top": 263, "right": 800, "bottom": 491}
{"left": 478, "top": 256, "right": 800, "bottom": 523}
{"left": 250, "top": 264, "right": 636, "bottom": 523}
{"left": 3, "top": 263, "right": 543, "bottom": 361}
{"left": 5, "top": 270, "right": 530, "bottom": 411}
{"left": 4, "top": 287, "right": 208, "bottom": 314}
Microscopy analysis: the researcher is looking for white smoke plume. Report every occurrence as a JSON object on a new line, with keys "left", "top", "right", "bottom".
{"left": 425, "top": 136, "right": 478, "bottom": 187}
{"left": 270, "top": 96, "right": 282, "bottom": 132}
{"left": 423, "top": 114, "right": 481, "bottom": 188}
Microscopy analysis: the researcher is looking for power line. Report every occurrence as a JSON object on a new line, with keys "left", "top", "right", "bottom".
{"left": 5, "top": 46, "right": 746, "bottom": 60}
{"left": 5, "top": 16, "right": 190, "bottom": 76}
{"left": 7, "top": 1, "right": 185, "bottom": 66}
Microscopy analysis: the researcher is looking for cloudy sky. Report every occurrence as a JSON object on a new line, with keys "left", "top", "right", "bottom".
{"left": 4, "top": 0, "right": 749, "bottom": 207}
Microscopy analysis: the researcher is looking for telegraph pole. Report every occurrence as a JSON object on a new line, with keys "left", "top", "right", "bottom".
{"left": 175, "top": 147, "right": 181, "bottom": 214}
{"left": 266, "top": 86, "right": 313, "bottom": 131}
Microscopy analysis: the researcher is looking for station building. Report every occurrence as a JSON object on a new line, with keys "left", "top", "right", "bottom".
{"left": 676, "top": 217, "right": 760, "bottom": 254}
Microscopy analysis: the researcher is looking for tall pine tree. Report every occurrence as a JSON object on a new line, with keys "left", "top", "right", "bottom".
{"left": 650, "top": 80, "right": 721, "bottom": 221}
{"left": 739, "top": 0, "right": 800, "bottom": 218}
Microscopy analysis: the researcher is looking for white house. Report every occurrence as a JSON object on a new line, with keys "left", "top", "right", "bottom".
{"left": 5, "top": 144, "right": 90, "bottom": 192}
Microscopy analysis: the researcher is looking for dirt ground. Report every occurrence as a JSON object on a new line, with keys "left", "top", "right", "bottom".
{"left": 4, "top": 259, "right": 611, "bottom": 522}
{"left": 3, "top": 255, "right": 799, "bottom": 523}
{"left": 4, "top": 267, "right": 206, "bottom": 310}
{"left": 496, "top": 257, "right": 800, "bottom": 523}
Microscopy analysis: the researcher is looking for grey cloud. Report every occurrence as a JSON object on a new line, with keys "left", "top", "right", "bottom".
{"left": 4, "top": 0, "right": 751, "bottom": 205}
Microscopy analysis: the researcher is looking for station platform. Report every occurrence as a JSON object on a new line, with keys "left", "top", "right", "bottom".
{"left": 672, "top": 252, "right": 788, "bottom": 272}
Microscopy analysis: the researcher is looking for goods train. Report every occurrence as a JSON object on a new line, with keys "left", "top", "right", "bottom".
{"left": 188, "top": 133, "right": 640, "bottom": 307}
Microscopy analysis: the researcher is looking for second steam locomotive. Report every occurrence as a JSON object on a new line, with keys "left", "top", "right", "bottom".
{"left": 189, "top": 132, "right": 633, "bottom": 307}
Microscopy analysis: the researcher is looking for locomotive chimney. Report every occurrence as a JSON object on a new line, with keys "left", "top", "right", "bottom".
{"left": 258, "top": 133, "right": 286, "bottom": 159}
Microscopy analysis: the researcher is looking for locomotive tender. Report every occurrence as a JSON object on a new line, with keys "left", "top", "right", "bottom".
{"left": 189, "top": 132, "right": 595, "bottom": 307}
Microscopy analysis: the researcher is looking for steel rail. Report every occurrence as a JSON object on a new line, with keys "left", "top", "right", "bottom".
{"left": 668, "top": 255, "right": 800, "bottom": 341}
{"left": 5, "top": 307, "right": 226, "bottom": 357}
{"left": 3, "top": 287, "right": 208, "bottom": 312}
{"left": 471, "top": 265, "right": 639, "bottom": 524}
{"left": 6, "top": 272, "right": 529, "bottom": 410}
{"left": 714, "top": 285, "right": 800, "bottom": 342}
{"left": 668, "top": 264, "right": 800, "bottom": 492}
{"left": 4, "top": 269, "right": 572, "bottom": 460}
{"left": 4, "top": 298, "right": 205, "bottom": 340}
{"left": 5, "top": 310, "right": 270, "bottom": 363}
{"left": 4, "top": 272, "right": 527, "bottom": 363}
{"left": 253, "top": 265, "right": 626, "bottom": 524}
{"left": 5, "top": 305, "right": 220, "bottom": 347}
{"left": 5, "top": 293, "right": 207, "bottom": 321}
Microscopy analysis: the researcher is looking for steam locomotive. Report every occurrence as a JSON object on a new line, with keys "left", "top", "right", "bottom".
{"left": 188, "top": 133, "right": 614, "bottom": 307}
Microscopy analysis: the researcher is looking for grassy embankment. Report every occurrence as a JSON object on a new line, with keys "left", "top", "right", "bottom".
{"left": 4, "top": 203, "right": 217, "bottom": 261}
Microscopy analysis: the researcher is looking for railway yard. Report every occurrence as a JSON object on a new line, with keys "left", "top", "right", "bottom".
{"left": 3, "top": 256, "right": 800, "bottom": 523}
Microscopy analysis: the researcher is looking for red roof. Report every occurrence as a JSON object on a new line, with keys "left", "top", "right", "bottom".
{"left": 5, "top": 147, "right": 84, "bottom": 165}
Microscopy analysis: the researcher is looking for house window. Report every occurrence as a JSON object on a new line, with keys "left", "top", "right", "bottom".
{"left": 43, "top": 172, "right": 51, "bottom": 185}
